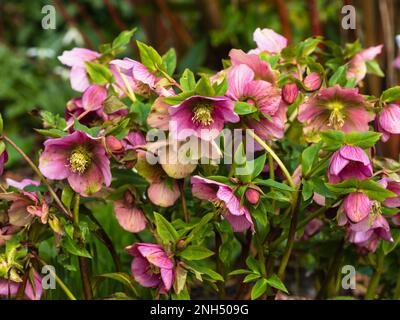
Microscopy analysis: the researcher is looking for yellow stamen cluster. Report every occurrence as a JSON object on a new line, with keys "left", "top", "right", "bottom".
{"left": 192, "top": 103, "right": 214, "bottom": 126}
{"left": 69, "top": 146, "right": 92, "bottom": 175}
{"left": 327, "top": 101, "right": 345, "bottom": 129}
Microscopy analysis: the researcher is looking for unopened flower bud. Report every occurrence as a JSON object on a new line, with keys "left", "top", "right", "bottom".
{"left": 245, "top": 188, "right": 260, "bottom": 205}
{"left": 106, "top": 136, "right": 124, "bottom": 154}
{"left": 303, "top": 72, "right": 322, "bottom": 91}
{"left": 282, "top": 83, "right": 298, "bottom": 104}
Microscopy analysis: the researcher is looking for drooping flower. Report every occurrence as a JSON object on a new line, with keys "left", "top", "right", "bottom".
{"left": 1, "top": 178, "right": 48, "bottom": 226}
{"left": 58, "top": 48, "right": 100, "bottom": 92}
{"left": 327, "top": 145, "right": 373, "bottom": 183}
{"left": 39, "top": 130, "right": 111, "bottom": 197}
{"left": 226, "top": 64, "right": 281, "bottom": 116}
{"left": 126, "top": 243, "right": 174, "bottom": 293}
{"left": 343, "top": 192, "right": 372, "bottom": 223}
{"left": 147, "top": 180, "right": 181, "bottom": 208}
{"left": 376, "top": 103, "right": 400, "bottom": 142}
{"left": 379, "top": 178, "right": 400, "bottom": 208}
{"left": 169, "top": 95, "right": 239, "bottom": 141}
{"left": 250, "top": 28, "right": 287, "bottom": 55}
{"left": 346, "top": 214, "right": 392, "bottom": 252}
{"left": 346, "top": 45, "right": 383, "bottom": 84}
{"left": 298, "top": 85, "right": 374, "bottom": 136}
{"left": 191, "top": 176, "right": 254, "bottom": 232}
{"left": 0, "top": 269, "right": 42, "bottom": 300}
{"left": 114, "top": 191, "right": 147, "bottom": 233}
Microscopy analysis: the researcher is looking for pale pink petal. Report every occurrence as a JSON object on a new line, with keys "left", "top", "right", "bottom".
{"left": 253, "top": 28, "right": 287, "bottom": 54}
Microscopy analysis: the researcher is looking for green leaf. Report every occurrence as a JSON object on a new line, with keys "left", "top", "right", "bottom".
{"left": 344, "top": 131, "right": 381, "bottom": 148}
{"left": 246, "top": 256, "right": 261, "bottom": 274}
{"left": 62, "top": 236, "right": 92, "bottom": 258}
{"left": 136, "top": 40, "right": 162, "bottom": 72}
{"left": 186, "top": 262, "right": 224, "bottom": 282}
{"left": 357, "top": 180, "right": 397, "bottom": 201}
{"left": 228, "top": 269, "right": 252, "bottom": 276}
{"left": 85, "top": 61, "right": 113, "bottom": 85}
{"left": 213, "top": 77, "right": 228, "bottom": 96}
{"left": 112, "top": 28, "right": 136, "bottom": 50}
{"left": 179, "top": 245, "right": 214, "bottom": 260}
{"left": 301, "top": 142, "right": 322, "bottom": 176}
{"left": 185, "top": 212, "right": 215, "bottom": 244}
{"left": 0, "top": 113, "right": 3, "bottom": 134}
{"left": 179, "top": 69, "right": 196, "bottom": 91}
{"left": 302, "top": 179, "right": 314, "bottom": 201}
{"left": 34, "top": 128, "right": 68, "bottom": 138}
{"left": 61, "top": 185, "right": 74, "bottom": 210}
{"left": 95, "top": 272, "right": 137, "bottom": 296}
{"left": 195, "top": 76, "right": 214, "bottom": 96}
{"left": 250, "top": 153, "right": 266, "bottom": 180}
{"left": 382, "top": 229, "right": 400, "bottom": 255}
{"left": 163, "top": 90, "right": 194, "bottom": 105}
{"left": 320, "top": 130, "right": 345, "bottom": 151}
{"left": 234, "top": 101, "right": 257, "bottom": 115}
{"left": 254, "top": 178, "right": 295, "bottom": 192}
{"left": 266, "top": 274, "right": 289, "bottom": 293}
{"left": 381, "top": 86, "right": 400, "bottom": 103}
{"left": 162, "top": 48, "right": 177, "bottom": 76}
{"left": 328, "top": 65, "right": 347, "bottom": 87}
{"left": 23, "top": 184, "right": 48, "bottom": 193}
{"left": 243, "top": 273, "right": 261, "bottom": 283}
{"left": 365, "top": 60, "right": 384, "bottom": 77}
{"left": 154, "top": 212, "right": 179, "bottom": 244}
{"left": 251, "top": 278, "right": 267, "bottom": 300}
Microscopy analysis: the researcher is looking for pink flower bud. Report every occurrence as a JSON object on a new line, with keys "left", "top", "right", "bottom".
{"left": 303, "top": 72, "right": 321, "bottom": 91}
{"left": 147, "top": 180, "right": 181, "bottom": 207}
{"left": 245, "top": 188, "right": 260, "bottom": 205}
{"left": 106, "top": 136, "right": 124, "bottom": 154}
{"left": 282, "top": 83, "right": 298, "bottom": 104}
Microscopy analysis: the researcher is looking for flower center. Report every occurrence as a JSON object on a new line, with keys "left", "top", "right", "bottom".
{"left": 192, "top": 103, "right": 214, "bottom": 126}
{"left": 69, "top": 146, "right": 92, "bottom": 175}
{"left": 327, "top": 101, "right": 345, "bottom": 129}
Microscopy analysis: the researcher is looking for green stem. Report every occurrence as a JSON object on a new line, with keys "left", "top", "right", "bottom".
{"left": 2, "top": 135, "right": 72, "bottom": 220}
{"left": 215, "top": 231, "right": 225, "bottom": 299}
{"left": 179, "top": 180, "right": 189, "bottom": 223}
{"left": 73, "top": 193, "right": 93, "bottom": 300}
{"left": 365, "top": 249, "right": 385, "bottom": 300}
{"left": 247, "top": 130, "right": 295, "bottom": 189}
{"left": 277, "top": 186, "right": 301, "bottom": 280}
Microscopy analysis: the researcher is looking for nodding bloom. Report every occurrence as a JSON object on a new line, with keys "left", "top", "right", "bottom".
{"left": 226, "top": 64, "right": 281, "bottom": 116}
{"left": 58, "top": 48, "right": 100, "bottom": 92}
{"left": 147, "top": 180, "right": 181, "bottom": 208}
{"left": 0, "top": 149, "right": 8, "bottom": 176}
{"left": 229, "top": 49, "right": 276, "bottom": 83}
{"left": 328, "top": 145, "right": 373, "bottom": 183}
{"left": 376, "top": 103, "right": 400, "bottom": 142}
{"left": 347, "top": 45, "right": 383, "bottom": 84}
{"left": 298, "top": 85, "right": 374, "bottom": 137}
{"left": 0, "top": 269, "right": 42, "bottom": 300}
{"left": 39, "top": 130, "right": 111, "bottom": 197}
{"left": 191, "top": 176, "right": 254, "bottom": 233}
{"left": 346, "top": 214, "right": 392, "bottom": 253}
{"left": 343, "top": 192, "right": 372, "bottom": 223}
{"left": 249, "top": 28, "right": 287, "bottom": 55}
{"left": 114, "top": 191, "right": 147, "bottom": 233}
{"left": 1, "top": 178, "right": 48, "bottom": 226}
{"left": 379, "top": 178, "right": 400, "bottom": 208}
{"left": 110, "top": 58, "right": 173, "bottom": 98}
{"left": 302, "top": 218, "right": 323, "bottom": 240}
{"left": 126, "top": 243, "right": 174, "bottom": 293}
{"left": 169, "top": 95, "right": 239, "bottom": 141}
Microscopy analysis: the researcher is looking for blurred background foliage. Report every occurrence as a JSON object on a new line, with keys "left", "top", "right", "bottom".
{"left": 1, "top": 0, "right": 400, "bottom": 299}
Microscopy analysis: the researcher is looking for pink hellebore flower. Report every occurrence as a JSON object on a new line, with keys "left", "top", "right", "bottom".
{"left": 376, "top": 104, "right": 400, "bottom": 142}
{"left": 126, "top": 243, "right": 174, "bottom": 293}
{"left": 4, "top": 178, "right": 48, "bottom": 226}
{"left": 229, "top": 49, "right": 276, "bottom": 83}
{"left": 298, "top": 85, "right": 374, "bottom": 134}
{"left": 250, "top": 28, "right": 287, "bottom": 55}
{"left": 114, "top": 192, "right": 147, "bottom": 233}
{"left": 379, "top": 178, "right": 400, "bottom": 208}
{"left": 39, "top": 130, "right": 111, "bottom": 197}
{"left": 147, "top": 180, "right": 181, "bottom": 208}
{"left": 0, "top": 270, "right": 42, "bottom": 300}
{"left": 347, "top": 215, "right": 392, "bottom": 252}
{"left": 58, "top": 48, "right": 100, "bottom": 92}
{"left": 169, "top": 95, "right": 239, "bottom": 141}
{"left": 328, "top": 145, "right": 373, "bottom": 183}
{"left": 191, "top": 176, "right": 254, "bottom": 233}
{"left": 343, "top": 192, "right": 372, "bottom": 223}
{"left": 227, "top": 64, "right": 281, "bottom": 116}
{"left": 347, "top": 45, "right": 383, "bottom": 84}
